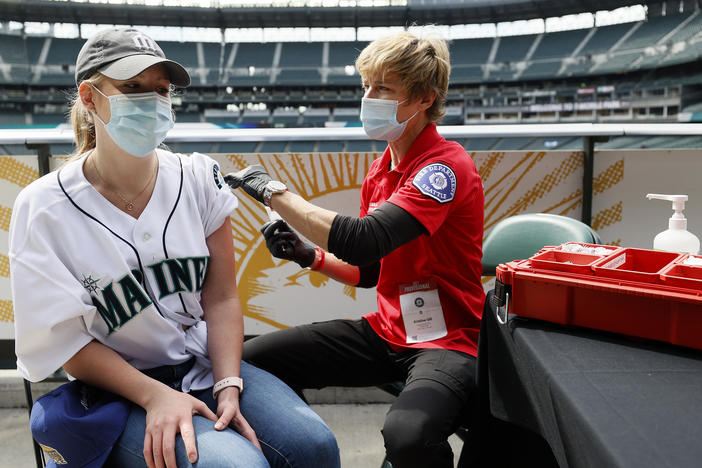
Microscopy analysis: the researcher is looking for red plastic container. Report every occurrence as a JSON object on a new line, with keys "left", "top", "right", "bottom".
{"left": 530, "top": 250, "right": 603, "bottom": 275}
{"left": 593, "top": 248, "right": 683, "bottom": 284}
{"left": 660, "top": 262, "right": 702, "bottom": 290}
{"left": 496, "top": 259, "right": 702, "bottom": 351}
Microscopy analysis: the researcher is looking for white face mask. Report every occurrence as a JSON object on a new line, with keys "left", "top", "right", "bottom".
{"left": 360, "top": 97, "right": 418, "bottom": 141}
{"left": 92, "top": 86, "right": 174, "bottom": 157}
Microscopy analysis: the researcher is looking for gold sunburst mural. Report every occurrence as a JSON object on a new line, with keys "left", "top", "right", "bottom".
{"left": 221, "top": 152, "right": 379, "bottom": 332}
{"left": 0, "top": 149, "right": 626, "bottom": 337}
{"left": 475, "top": 150, "right": 624, "bottom": 231}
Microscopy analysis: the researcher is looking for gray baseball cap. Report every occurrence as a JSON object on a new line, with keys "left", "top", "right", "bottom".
{"left": 75, "top": 27, "right": 190, "bottom": 87}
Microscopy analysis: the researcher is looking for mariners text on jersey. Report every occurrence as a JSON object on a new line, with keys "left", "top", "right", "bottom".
{"left": 89, "top": 255, "right": 210, "bottom": 334}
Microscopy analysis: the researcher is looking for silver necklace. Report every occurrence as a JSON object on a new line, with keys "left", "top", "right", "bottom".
{"left": 91, "top": 156, "right": 156, "bottom": 212}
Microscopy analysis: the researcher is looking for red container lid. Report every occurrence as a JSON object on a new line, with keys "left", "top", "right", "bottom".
{"left": 593, "top": 248, "right": 683, "bottom": 284}
{"left": 660, "top": 263, "right": 702, "bottom": 290}
{"left": 530, "top": 250, "right": 602, "bottom": 275}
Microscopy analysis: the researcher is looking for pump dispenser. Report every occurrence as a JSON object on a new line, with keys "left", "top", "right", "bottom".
{"left": 646, "top": 193, "right": 700, "bottom": 254}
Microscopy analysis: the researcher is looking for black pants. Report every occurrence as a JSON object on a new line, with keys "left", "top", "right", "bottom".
{"left": 243, "top": 318, "right": 477, "bottom": 468}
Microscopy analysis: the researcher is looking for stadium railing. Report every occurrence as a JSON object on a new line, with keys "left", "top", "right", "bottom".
{"left": 3, "top": 122, "right": 702, "bottom": 226}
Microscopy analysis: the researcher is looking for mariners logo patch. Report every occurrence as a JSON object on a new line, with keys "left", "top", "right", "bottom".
{"left": 81, "top": 274, "right": 101, "bottom": 293}
{"left": 412, "top": 163, "right": 456, "bottom": 203}
{"left": 213, "top": 163, "right": 224, "bottom": 189}
{"left": 39, "top": 444, "right": 67, "bottom": 464}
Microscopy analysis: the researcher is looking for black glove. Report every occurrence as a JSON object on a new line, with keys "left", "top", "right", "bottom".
{"left": 224, "top": 164, "right": 272, "bottom": 204}
{"left": 261, "top": 219, "right": 316, "bottom": 268}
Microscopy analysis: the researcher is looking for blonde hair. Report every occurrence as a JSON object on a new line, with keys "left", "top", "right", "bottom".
{"left": 68, "top": 73, "right": 105, "bottom": 158}
{"left": 355, "top": 31, "right": 450, "bottom": 123}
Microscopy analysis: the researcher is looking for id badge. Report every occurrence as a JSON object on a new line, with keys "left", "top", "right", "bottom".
{"left": 399, "top": 281, "right": 447, "bottom": 344}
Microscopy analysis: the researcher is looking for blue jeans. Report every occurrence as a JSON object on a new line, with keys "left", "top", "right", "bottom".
{"left": 105, "top": 361, "right": 340, "bottom": 468}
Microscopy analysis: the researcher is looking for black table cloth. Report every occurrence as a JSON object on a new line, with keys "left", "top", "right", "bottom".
{"left": 477, "top": 290, "right": 702, "bottom": 468}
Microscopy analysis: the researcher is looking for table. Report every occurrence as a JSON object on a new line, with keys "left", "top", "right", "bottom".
{"left": 477, "top": 290, "right": 702, "bottom": 468}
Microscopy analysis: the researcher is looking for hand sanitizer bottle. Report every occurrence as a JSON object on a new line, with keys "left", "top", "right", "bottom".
{"left": 646, "top": 194, "right": 700, "bottom": 255}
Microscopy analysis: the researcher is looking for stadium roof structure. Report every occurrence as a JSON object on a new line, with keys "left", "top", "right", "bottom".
{"left": 0, "top": 0, "right": 668, "bottom": 29}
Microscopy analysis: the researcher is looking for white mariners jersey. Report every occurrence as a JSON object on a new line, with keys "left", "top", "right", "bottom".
{"left": 10, "top": 150, "right": 237, "bottom": 391}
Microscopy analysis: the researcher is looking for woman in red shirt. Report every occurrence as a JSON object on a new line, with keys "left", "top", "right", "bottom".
{"left": 229, "top": 31, "right": 485, "bottom": 468}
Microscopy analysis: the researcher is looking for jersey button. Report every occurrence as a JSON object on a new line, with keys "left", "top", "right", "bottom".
{"left": 143, "top": 233, "right": 151, "bottom": 241}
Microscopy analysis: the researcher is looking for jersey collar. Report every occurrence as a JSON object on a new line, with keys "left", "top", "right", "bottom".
{"left": 384, "top": 123, "right": 442, "bottom": 174}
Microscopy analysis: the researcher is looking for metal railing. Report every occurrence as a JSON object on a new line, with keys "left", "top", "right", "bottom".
{"left": 2, "top": 122, "right": 702, "bottom": 225}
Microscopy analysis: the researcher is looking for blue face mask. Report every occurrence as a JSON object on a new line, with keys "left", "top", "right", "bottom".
{"left": 360, "top": 97, "right": 418, "bottom": 141}
{"left": 92, "top": 87, "right": 174, "bottom": 157}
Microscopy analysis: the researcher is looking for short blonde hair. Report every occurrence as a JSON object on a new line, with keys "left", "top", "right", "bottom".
{"left": 355, "top": 31, "right": 450, "bottom": 123}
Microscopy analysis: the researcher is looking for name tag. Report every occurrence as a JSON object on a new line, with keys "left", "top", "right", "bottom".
{"left": 399, "top": 281, "right": 447, "bottom": 344}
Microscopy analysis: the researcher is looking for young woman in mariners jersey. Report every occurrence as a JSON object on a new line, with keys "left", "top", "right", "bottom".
{"left": 230, "top": 32, "right": 485, "bottom": 468}
{"left": 9, "top": 28, "right": 339, "bottom": 468}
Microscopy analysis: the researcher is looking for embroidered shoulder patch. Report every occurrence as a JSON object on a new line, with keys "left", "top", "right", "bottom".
{"left": 412, "top": 163, "right": 457, "bottom": 203}
{"left": 213, "top": 163, "right": 224, "bottom": 189}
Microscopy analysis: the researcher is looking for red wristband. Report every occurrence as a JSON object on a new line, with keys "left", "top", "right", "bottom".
{"left": 310, "top": 247, "right": 326, "bottom": 271}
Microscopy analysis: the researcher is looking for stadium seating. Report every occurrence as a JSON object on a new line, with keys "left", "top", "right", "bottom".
{"left": 666, "top": 11, "right": 702, "bottom": 43}
{"left": 258, "top": 141, "right": 288, "bottom": 152}
{"left": 31, "top": 113, "right": 65, "bottom": 125}
{"left": 346, "top": 140, "right": 376, "bottom": 152}
{"left": 534, "top": 30, "right": 589, "bottom": 60}
{"left": 217, "top": 141, "right": 259, "bottom": 153}
{"left": 465, "top": 137, "right": 499, "bottom": 151}
{"left": 332, "top": 107, "right": 360, "bottom": 122}
{"left": 0, "top": 10, "right": 700, "bottom": 133}
{"left": 617, "top": 13, "right": 687, "bottom": 51}
{"left": 276, "top": 68, "right": 322, "bottom": 86}
{"left": 301, "top": 108, "right": 330, "bottom": 126}
{"left": 202, "top": 42, "right": 222, "bottom": 70}
{"left": 279, "top": 42, "right": 323, "bottom": 68}
{"left": 520, "top": 61, "right": 562, "bottom": 79}
{"left": 288, "top": 140, "right": 316, "bottom": 152}
{"left": 46, "top": 39, "right": 83, "bottom": 66}
{"left": 594, "top": 51, "right": 642, "bottom": 74}
{"left": 494, "top": 35, "right": 537, "bottom": 64}
{"left": 0, "top": 144, "right": 29, "bottom": 155}
{"left": 491, "top": 137, "right": 535, "bottom": 150}
{"left": 451, "top": 66, "right": 484, "bottom": 83}
{"left": 0, "top": 109, "right": 26, "bottom": 125}
{"left": 175, "top": 111, "right": 202, "bottom": 123}
{"left": 327, "top": 42, "right": 367, "bottom": 67}
{"left": 578, "top": 23, "right": 634, "bottom": 55}
{"left": 0, "top": 35, "right": 28, "bottom": 63}
{"left": 326, "top": 72, "right": 361, "bottom": 85}
{"left": 450, "top": 38, "right": 494, "bottom": 66}
{"left": 25, "top": 37, "right": 46, "bottom": 64}
{"left": 317, "top": 141, "right": 345, "bottom": 152}
{"left": 271, "top": 107, "right": 300, "bottom": 125}
{"left": 241, "top": 109, "right": 270, "bottom": 125}
{"left": 233, "top": 43, "right": 276, "bottom": 68}
{"left": 1, "top": 10, "right": 700, "bottom": 91}
{"left": 159, "top": 41, "right": 199, "bottom": 69}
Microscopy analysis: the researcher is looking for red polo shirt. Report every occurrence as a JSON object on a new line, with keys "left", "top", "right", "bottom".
{"left": 361, "top": 124, "right": 485, "bottom": 357}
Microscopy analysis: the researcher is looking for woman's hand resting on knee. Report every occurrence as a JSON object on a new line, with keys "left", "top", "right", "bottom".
{"left": 214, "top": 387, "right": 262, "bottom": 451}
{"left": 142, "top": 386, "right": 218, "bottom": 468}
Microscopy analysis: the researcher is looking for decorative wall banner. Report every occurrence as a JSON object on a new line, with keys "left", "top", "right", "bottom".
{"left": 2, "top": 149, "right": 701, "bottom": 338}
